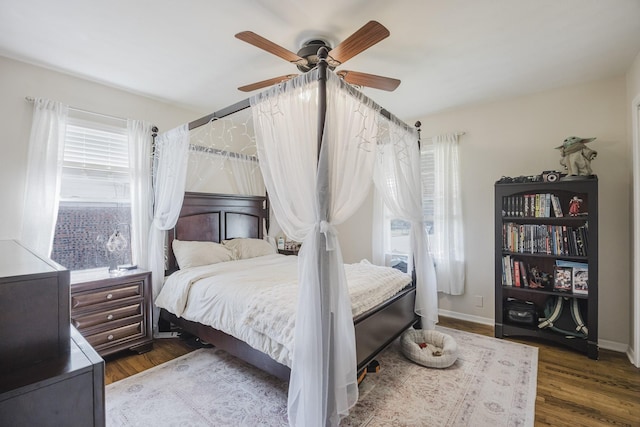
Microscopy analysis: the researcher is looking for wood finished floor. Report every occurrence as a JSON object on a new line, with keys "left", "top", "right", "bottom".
{"left": 105, "top": 317, "right": 640, "bottom": 426}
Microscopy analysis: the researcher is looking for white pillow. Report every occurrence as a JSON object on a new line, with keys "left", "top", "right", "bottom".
{"left": 222, "top": 238, "right": 276, "bottom": 260}
{"left": 172, "top": 239, "right": 236, "bottom": 269}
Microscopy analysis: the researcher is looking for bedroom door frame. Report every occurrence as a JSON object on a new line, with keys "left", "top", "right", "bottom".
{"left": 632, "top": 94, "right": 640, "bottom": 368}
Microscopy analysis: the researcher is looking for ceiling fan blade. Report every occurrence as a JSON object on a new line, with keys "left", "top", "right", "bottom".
{"left": 328, "top": 21, "right": 390, "bottom": 65}
{"left": 238, "top": 74, "right": 298, "bottom": 92}
{"left": 235, "top": 31, "right": 308, "bottom": 66}
{"left": 337, "top": 70, "right": 401, "bottom": 91}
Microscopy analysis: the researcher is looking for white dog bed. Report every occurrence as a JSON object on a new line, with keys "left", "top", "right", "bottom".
{"left": 400, "top": 328, "right": 458, "bottom": 369}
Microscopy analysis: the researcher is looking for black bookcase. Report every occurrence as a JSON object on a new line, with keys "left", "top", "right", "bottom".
{"left": 494, "top": 178, "right": 598, "bottom": 359}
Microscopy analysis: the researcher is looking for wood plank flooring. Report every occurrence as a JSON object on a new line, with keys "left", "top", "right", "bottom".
{"left": 105, "top": 317, "right": 640, "bottom": 426}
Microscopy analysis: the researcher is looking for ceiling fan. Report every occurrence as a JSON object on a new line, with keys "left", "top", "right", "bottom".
{"left": 235, "top": 21, "right": 401, "bottom": 92}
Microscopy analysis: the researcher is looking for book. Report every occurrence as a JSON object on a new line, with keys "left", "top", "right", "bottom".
{"left": 514, "top": 261, "right": 521, "bottom": 287}
{"left": 545, "top": 193, "right": 551, "bottom": 217}
{"left": 551, "top": 195, "right": 563, "bottom": 217}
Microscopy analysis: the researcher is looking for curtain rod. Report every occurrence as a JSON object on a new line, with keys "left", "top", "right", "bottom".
{"left": 422, "top": 131, "right": 466, "bottom": 142}
{"left": 187, "top": 70, "right": 417, "bottom": 134}
{"left": 25, "top": 96, "right": 158, "bottom": 136}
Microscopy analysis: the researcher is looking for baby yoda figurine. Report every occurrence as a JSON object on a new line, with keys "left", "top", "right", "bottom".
{"left": 556, "top": 136, "right": 597, "bottom": 177}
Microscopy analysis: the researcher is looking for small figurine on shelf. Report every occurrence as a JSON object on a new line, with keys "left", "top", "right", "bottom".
{"left": 568, "top": 196, "right": 583, "bottom": 216}
{"left": 556, "top": 136, "right": 597, "bottom": 178}
{"left": 528, "top": 265, "right": 552, "bottom": 289}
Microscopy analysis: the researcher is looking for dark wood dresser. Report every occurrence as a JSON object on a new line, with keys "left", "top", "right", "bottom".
{"left": 0, "top": 240, "right": 70, "bottom": 371}
{"left": 0, "top": 327, "right": 105, "bottom": 426}
{"left": 70, "top": 268, "right": 153, "bottom": 357}
{"left": 0, "top": 240, "right": 105, "bottom": 426}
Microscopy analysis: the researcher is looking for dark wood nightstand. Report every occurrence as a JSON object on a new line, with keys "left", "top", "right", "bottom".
{"left": 278, "top": 248, "right": 299, "bottom": 256}
{"left": 70, "top": 268, "right": 153, "bottom": 357}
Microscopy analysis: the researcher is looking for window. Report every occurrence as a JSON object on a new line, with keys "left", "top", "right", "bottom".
{"left": 50, "top": 110, "right": 132, "bottom": 271}
{"left": 387, "top": 218, "right": 410, "bottom": 271}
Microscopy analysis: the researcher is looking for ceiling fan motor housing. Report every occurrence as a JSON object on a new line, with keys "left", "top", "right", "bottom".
{"left": 296, "top": 39, "right": 337, "bottom": 72}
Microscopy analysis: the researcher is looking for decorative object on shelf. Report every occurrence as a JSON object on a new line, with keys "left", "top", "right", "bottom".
{"left": 106, "top": 229, "right": 128, "bottom": 274}
{"left": 568, "top": 196, "right": 583, "bottom": 216}
{"left": 541, "top": 170, "right": 562, "bottom": 183}
{"left": 553, "top": 266, "right": 573, "bottom": 292}
{"left": 556, "top": 136, "right": 597, "bottom": 178}
{"left": 528, "top": 265, "right": 552, "bottom": 289}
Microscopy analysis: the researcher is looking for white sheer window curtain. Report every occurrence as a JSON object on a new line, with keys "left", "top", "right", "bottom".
{"left": 425, "top": 133, "right": 465, "bottom": 295}
{"left": 148, "top": 125, "right": 190, "bottom": 312}
{"left": 128, "top": 120, "right": 154, "bottom": 270}
{"left": 372, "top": 118, "right": 439, "bottom": 330}
{"left": 21, "top": 98, "right": 68, "bottom": 256}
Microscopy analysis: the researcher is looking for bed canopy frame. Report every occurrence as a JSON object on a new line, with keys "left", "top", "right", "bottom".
{"left": 153, "top": 47, "right": 436, "bottom": 427}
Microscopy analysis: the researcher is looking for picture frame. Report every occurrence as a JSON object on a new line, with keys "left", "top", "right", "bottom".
{"left": 553, "top": 266, "right": 572, "bottom": 292}
{"left": 572, "top": 266, "right": 589, "bottom": 295}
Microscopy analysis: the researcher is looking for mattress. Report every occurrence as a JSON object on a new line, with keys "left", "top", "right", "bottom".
{"left": 155, "top": 254, "right": 411, "bottom": 367}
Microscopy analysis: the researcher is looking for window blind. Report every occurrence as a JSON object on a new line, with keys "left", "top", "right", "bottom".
{"left": 60, "top": 112, "right": 130, "bottom": 203}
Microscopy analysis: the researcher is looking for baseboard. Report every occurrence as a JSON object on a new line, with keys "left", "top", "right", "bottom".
{"left": 154, "top": 331, "right": 180, "bottom": 339}
{"left": 439, "top": 309, "right": 631, "bottom": 355}
{"left": 627, "top": 347, "right": 639, "bottom": 367}
{"left": 597, "top": 338, "right": 628, "bottom": 354}
{"left": 438, "top": 309, "right": 494, "bottom": 326}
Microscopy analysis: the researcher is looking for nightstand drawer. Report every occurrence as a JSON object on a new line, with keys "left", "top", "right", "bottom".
{"left": 71, "top": 303, "right": 142, "bottom": 330}
{"left": 71, "top": 283, "right": 142, "bottom": 309}
{"left": 71, "top": 269, "right": 152, "bottom": 357}
{"left": 85, "top": 321, "right": 143, "bottom": 349}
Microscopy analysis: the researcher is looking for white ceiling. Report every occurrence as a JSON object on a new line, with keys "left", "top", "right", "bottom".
{"left": 1, "top": 0, "right": 640, "bottom": 120}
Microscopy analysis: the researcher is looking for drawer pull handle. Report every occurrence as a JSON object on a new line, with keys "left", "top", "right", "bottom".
{"left": 106, "top": 293, "right": 113, "bottom": 300}
{"left": 107, "top": 334, "right": 114, "bottom": 341}
{"left": 107, "top": 314, "right": 114, "bottom": 320}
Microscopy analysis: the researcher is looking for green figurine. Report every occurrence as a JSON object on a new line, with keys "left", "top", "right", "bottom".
{"left": 556, "top": 136, "right": 597, "bottom": 177}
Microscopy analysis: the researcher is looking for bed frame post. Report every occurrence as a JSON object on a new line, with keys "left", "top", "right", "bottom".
{"left": 315, "top": 46, "right": 337, "bottom": 423}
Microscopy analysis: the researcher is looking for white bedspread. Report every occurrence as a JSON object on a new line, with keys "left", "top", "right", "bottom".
{"left": 155, "top": 254, "right": 411, "bottom": 367}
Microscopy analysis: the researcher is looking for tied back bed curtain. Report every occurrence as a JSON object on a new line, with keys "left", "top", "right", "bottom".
{"left": 251, "top": 69, "right": 436, "bottom": 426}
{"left": 148, "top": 125, "right": 189, "bottom": 314}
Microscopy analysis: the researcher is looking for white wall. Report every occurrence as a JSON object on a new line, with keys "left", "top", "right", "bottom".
{"left": 416, "top": 76, "right": 631, "bottom": 347}
{"left": 0, "top": 56, "right": 205, "bottom": 240}
{"left": 341, "top": 76, "right": 632, "bottom": 347}
{"left": 626, "top": 51, "right": 640, "bottom": 363}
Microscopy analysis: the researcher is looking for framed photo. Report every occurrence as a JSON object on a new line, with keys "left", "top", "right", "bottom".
{"left": 554, "top": 266, "right": 572, "bottom": 292}
{"left": 572, "top": 267, "right": 589, "bottom": 295}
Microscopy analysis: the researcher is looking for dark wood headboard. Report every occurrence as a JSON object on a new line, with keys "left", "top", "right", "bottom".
{"left": 167, "top": 192, "right": 268, "bottom": 271}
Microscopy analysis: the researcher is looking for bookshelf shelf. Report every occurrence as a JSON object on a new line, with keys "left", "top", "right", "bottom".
{"left": 495, "top": 177, "right": 598, "bottom": 359}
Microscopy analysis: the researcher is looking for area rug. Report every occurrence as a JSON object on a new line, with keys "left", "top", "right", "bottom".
{"left": 106, "top": 327, "right": 537, "bottom": 426}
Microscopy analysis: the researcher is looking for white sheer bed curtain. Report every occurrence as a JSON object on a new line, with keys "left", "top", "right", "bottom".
{"left": 185, "top": 149, "right": 265, "bottom": 196}
{"left": 431, "top": 133, "right": 465, "bottom": 295}
{"left": 372, "top": 118, "right": 439, "bottom": 330}
{"left": 148, "top": 125, "right": 190, "bottom": 312}
{"left": 251, "top": 70, "right": 379, "bottom": 427}
{"left": 21, "top": 98, "right": 68, "bottom": 256}
{"left": 128, "top": 120, "right": 154, "bottom": 270}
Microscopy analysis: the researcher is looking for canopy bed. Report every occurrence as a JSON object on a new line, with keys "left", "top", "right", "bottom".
{"left": 150, "top": 48, "right": 438, "bottom": 427}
